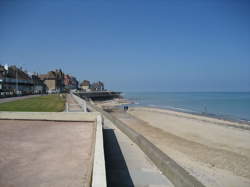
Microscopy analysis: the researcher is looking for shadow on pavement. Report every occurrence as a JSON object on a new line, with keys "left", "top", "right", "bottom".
{"left": 103, "top": 128, "right": 134, "bottom": 187}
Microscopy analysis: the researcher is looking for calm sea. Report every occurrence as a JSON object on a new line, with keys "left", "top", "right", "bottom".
{"left": 123, "top": 92, "right": 250, "bottom": 122}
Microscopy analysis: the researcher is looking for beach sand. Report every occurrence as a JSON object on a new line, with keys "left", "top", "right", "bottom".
{"left": 108, "top": 106, "right": 250, "bottom": 187}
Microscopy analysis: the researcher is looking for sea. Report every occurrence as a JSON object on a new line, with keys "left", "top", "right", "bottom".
{"left": 122, "top": 92, "right": 250, "bottom": 122}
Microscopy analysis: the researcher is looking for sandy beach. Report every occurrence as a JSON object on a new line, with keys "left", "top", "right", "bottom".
{"left": 100, "top": 99, "right": 250, "bottom": 187}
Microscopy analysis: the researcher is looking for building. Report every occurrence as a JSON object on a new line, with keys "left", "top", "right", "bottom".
{"left": 90, "top": 81, "right": 104, "bottom": 91}
{"left": 80, "top": 80, "right": 105, "bottom": 92}
{"left": 39, "top": 69, "right": 64, "bottom": 93}
{"left": 0, "top": 65, "right": 33, "bottom": 95}
{"left": 80, "top": 80, "right": 91, "bottom": 91}
{"left": 32, "top": 74, "right": 46, "bottom": 94}
{"left": 64, "top": 74, "right": 78, "bottom": 90}
{"left": 0, "top": 65, "right": 6, "bottom": 91}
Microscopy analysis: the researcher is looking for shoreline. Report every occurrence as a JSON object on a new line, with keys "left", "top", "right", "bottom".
{"left": 141, "top": 105, "right": 250, "bottom": 128}
{"left": 134, "top": 104, "right": 250, "bottom": 125}
{"left": 129, "top": 106, "right": 250, "bottom": 131}
{"left": 97, "top": 97, "right": 250, "bottom": 126}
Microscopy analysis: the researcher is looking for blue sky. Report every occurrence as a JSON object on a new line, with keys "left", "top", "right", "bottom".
{"left": 0, "top": 0, "right": 249, "bottom": 91}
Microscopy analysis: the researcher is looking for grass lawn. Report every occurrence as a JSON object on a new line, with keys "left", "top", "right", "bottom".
{"left": 0, "top": 95, "right": 66, "bottom": 112}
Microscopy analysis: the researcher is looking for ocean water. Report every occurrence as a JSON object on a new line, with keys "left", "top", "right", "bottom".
{"left": 123, "top": 92, "right": 250, "bottom": 122}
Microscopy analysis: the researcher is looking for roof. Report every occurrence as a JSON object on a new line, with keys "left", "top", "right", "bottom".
{"left": 39, "top": 69, "right": 64, "bottom": 80}
{"left": 80, "top": 80, "right": 90, "bottom": 86}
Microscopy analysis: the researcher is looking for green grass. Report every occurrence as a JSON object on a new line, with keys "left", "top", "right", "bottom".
{"left": 0, "top": 95, "right": 66, "bottom": 112}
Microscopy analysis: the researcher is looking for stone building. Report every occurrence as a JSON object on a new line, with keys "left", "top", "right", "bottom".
{"left": 39, "top": 69, "right": 64, "bottom": 93}
{"left": 64, "top": 74, "right": 78, "bottom": 90}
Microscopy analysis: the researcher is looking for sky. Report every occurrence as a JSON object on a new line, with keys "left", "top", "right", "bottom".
{"left": 0, "top": 0, "right": 250, "bottom": 92}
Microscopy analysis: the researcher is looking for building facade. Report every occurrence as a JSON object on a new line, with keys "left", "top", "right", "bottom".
{"left": 80, "top": 80, "right": 105, "bottom": 92}
{"left": 39, "top": 69, "right": 64, "bottom": 93}
{"left": 64, "top": 74, "right": 78, "bottom": 90}
{"left": 32, "top": 74, "right": 46, "bottom": 94}
{"left": 80, "top": 80, "right": 91, "bottom": 91}
{"left": 0, "top": 65, "right": 34, "bottom": 96}
{"left": 90, "top": 81, "right": 105, "bottom": 91}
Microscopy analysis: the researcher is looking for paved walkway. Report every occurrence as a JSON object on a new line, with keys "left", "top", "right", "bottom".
{"left": 0, "top": 119, "right": 95, "bottom": 187}
{"left": 72, "top": 95, "right": 174, "bottom": 186}
{"left": 0, "top": 95, "right": 41, "bottom": 104}
{"left": 103, "top": 116, "right": 174, "bottom": 187}
{"left": 66, "top": 94, "right": 82, "bottom": 112}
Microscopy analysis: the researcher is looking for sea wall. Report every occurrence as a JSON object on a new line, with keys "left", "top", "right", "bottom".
{"left": 84, "top": 98, "right": 205, "bottom": 187}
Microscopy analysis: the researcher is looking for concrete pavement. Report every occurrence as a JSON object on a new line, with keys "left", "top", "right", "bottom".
{"left": 102, "top": 114, "right": 174, "bottom": 187}
{"left": 0, "top": 119, "right": 95, "bottom": 187}
{"left": 66, "top": 94, "right": 86, "bottom": 112}
{"left": 72, "top": 93, "right": 174, "bottom": 187}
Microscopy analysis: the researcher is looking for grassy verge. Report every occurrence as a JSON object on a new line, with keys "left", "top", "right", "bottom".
{"left": 0, "top": 95, "right": 66, "bottom": 112}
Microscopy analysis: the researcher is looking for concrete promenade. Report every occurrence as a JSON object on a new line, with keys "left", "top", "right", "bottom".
{"left": 66, "top": 93, "right": 82, "bottom": 112}
{"left": 86, "top": 98, "right": 174, "bottom": 187}
{"left": 85, "top": 98, "right": 205, "bottom": 187}
{"left": 0, "top": 113, "right": 97, "bottom": 187}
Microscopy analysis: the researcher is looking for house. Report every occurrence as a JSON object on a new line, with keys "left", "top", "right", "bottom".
{"left": 0, "top": 65, "right": 33, "bottom": 95}
{"left": 90, "top": 81, "right": 104, "bottom": 91}
{"left": 64, "top": 74, "right": 78, "bottom": 90}
{"left": 0, "top": 65, "right": 6, "bottom": 91}
{"left": 32, "top": 74, "right": 46, "bottom": 94}
{"left": 39, "top": 69, "right": 64, "bottom": 93}
{"left": 80, "top": 80, "right": 91, "bottom": 91}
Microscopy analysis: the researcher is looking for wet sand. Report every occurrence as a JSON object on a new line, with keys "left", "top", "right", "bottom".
{"left": 110, "top": 106, "right": 250, "bottom": 187}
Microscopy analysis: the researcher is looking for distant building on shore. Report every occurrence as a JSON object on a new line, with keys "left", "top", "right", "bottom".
{"left": 80, "top": 80, "right": 105, "bottom": 92}
{"left": 39, "top": 69, "right": 64, "bottom": 93}
{"left": 80, "top": 80, "right": 91, "bottom": 91}
{"left": 91, "top": 81, "right": 105, "bottom": 91}
{"left": 0, "top": 65, "right": 81, "bottom": 96}
{"left": 64, "top": 74, "right": 78, "bottom": 90}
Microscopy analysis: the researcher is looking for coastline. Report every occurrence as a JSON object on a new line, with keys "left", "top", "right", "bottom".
{"left": 138, "top": 106, "right": 250, "bottom": 130}
{"left": 146, "top": 105, "right": 250, "bottom": 125}
{"left": 97, "top": 97, "right": 250, "bottom": 127}
{"left": 122, "top": 92, "right": 250, "bottom": 124}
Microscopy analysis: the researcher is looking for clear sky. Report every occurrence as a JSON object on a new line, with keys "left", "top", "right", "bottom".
{"left": 0, "top": 0, "right": 249, "bottom": 92}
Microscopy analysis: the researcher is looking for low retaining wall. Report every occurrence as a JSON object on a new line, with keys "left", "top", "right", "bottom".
{"left": 71, "top": 93, "right": 87, "bottom": 112}
{"left": 86, "top": 101, "right": 205, "bottom": 187}
{"left": 71, "top": 94, "right": 107, "bottom": 187}
{"left": 92, "top": 115, "right": 107, "bottom": 187}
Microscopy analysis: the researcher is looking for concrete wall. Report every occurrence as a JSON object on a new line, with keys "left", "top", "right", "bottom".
{"left": 92, "top": 115, "right": 107, "bottom": 187}
{"left": 44, "top": 79, "right": 56, "bottom": 90}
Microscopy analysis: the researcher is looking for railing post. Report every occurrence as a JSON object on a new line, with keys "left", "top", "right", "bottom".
{"left": 65, "top": 102, "right": 68, "bottom": 112}
{"left": 83, "top": 100, "right": 87, "bottom": 112}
